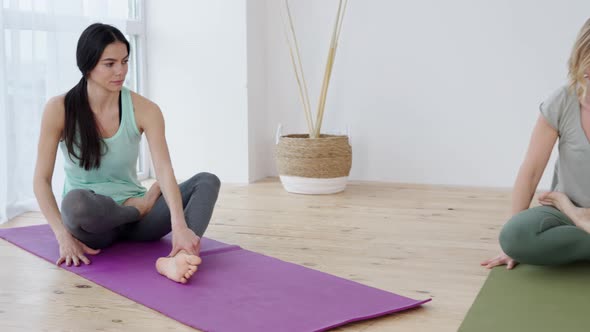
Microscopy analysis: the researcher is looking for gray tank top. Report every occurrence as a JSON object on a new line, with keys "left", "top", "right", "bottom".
{"left": 540, "top": 85, "right": 590, "bottom": 207}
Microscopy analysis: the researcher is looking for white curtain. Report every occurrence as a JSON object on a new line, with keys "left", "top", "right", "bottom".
{"left": 0, "top": 0, "right": 145, "bottom": 224}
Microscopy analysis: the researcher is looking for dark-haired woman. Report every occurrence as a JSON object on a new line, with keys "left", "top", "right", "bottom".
{"left": 33, "top": 23, "right": 220, "bottom": 284}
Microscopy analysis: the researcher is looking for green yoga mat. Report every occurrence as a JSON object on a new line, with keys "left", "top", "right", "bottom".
{"left": 459, "top": 263, "right": 590, "bottom": 332}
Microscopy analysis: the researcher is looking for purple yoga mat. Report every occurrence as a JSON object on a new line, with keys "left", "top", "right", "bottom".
{"left": 0, "top": 224, "right": 430, "bottom": 332}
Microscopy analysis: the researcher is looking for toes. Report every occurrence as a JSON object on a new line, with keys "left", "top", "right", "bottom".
{"left": 188, "top": 265, "right": 198, "bottom": 272}
{"left": 180, "top": 277, "right": 187, "bottom": 284}
{"left": 184, "top": 271, "right": 192, "bottom": 279}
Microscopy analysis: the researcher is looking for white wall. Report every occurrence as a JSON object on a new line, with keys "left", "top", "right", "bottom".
{"left": 147, "top": 1, "right": 590, "bottom": 189}
{"left": 261, "top": 0, "right": 590, "bottom": 189}
{"left": 145, "top": 0, "right": 249, "bottom": 183}
{"left": 246, "top": 0, "right": 270, "bottom": 182}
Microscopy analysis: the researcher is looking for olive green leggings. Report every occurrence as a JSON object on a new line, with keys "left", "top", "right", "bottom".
{"left": 499, "top": 206, "right": 590, "bottom": 265}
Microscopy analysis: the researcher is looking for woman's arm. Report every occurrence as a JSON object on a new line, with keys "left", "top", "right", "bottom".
{"left": 33, "top": 97, "right": 68, "bottom": 237}
{"left": 136, "top": 95, "right": 200, "bottom": 256}
{"left": 511, "top": 115, "right": 558, "bottom": 214}
{"left": 481, "top": 114, "right": 558, "bottom": 269}
{"left": 33, "top": 97, "right": 100, "bottom": 266}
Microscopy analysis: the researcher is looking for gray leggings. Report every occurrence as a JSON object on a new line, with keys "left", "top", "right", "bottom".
{"left": 60, "top": 172, "right": 220, "bottom": 249}
{"left": 499, "top": 205, "right": 590, "bottom": 265}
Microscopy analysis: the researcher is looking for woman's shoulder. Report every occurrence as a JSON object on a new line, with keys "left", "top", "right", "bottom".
{"left": 46, "top": 94, "right": 65, "bottom": 108}
{"left": 41, "top": 94, "right": 66, "bottom": 132}
{"left": 547, "top": 85, "right": 570, "bottom": 101}
{"left": 44, "top": 94, "right": 66, "bottom": 118}
{"left": 539, "top": 84, "right": 579, "bottom": 131}
{"left": 128, "top": 90, "right": 163, "bottom": 131}
{"left": 541, "top": 85, "right": 576, "bottom": 113}
{"left": 129, "top": 90, "right": 160, "bottom": 114}
{"left": 547, "top": 84, "right": 580, "bottom": 105}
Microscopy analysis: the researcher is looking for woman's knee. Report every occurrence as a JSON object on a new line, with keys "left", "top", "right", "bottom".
{"left": 61, "top": 189, "right": 95, "bottom": 223}
{"left": 192, "top": 172, "right": 221, "bottom": 190}
{"left": 499, "top": 212, "right": 536, "bottom": 260}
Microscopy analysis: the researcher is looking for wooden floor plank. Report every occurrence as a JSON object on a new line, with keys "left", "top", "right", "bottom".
{"left": 0, "top": 178, "right": 512, "bottom": 331}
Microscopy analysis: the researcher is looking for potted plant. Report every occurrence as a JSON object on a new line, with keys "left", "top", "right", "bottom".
{"left": 275, "top": 0, "right": 352, "bottom": 195}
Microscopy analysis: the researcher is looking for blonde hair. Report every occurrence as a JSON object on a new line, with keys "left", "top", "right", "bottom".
{"left": 568, "top": 18, "right": 590, "bottom": 103}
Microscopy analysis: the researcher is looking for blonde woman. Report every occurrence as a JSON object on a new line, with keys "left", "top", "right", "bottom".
{"left": 482, "top": 18, "right": 590, "bottom": 269}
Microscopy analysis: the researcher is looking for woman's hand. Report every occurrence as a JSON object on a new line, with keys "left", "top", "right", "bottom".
{"left": 481, "top": 251, "right": 518, "bottom": 269}
{"left": 170, "top": 226, "right": 201, "bottom": 257}
{"left": 55, "top": 231, "right": 100, "bottom": 266}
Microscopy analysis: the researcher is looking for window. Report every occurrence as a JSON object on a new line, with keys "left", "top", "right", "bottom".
{"left": 1, "top": 0, "right": 150, "bottom": 180}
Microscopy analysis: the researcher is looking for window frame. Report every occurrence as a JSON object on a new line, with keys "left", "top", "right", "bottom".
{"left": 1, "top": 0, "right": 152, "bottom": 180}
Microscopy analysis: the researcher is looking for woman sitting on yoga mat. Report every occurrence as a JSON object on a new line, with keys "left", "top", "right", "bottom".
{"left": 482, "top": 18, "right": 590, "bottom": 269}
{"left": 32, "top": 23, "right": 220, "bottom": 284}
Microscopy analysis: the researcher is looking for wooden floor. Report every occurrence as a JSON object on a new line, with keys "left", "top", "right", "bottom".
{"left": 0, "top": 178, "right": 513, "bottom": 332}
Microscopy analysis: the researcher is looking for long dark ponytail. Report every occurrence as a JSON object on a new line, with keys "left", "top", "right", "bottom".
{"left": 64, "top": 23, "right": 129, "bottom": 170}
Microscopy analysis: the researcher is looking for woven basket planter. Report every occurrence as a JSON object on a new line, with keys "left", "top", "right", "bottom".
{"left": 275, "top": 134, "right": 352, "bottom": 194}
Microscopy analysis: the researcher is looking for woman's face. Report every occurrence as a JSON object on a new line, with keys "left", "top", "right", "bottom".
{"left": 88, "top": 41, "right": 129, "bottom": 92}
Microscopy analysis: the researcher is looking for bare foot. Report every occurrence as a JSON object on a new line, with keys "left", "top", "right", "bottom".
{"left": 123, "top": 182, "right": 161, "bottom": 218}
{"left": 155, "top": 250, "right": 202, "bottom": 284}
{"left": 538, "top": 191, "right": 590, "bottom": 233}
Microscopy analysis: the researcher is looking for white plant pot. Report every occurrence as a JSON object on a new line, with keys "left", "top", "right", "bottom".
{"left": 279, "top": 175, "right": 349, "bottom": 195}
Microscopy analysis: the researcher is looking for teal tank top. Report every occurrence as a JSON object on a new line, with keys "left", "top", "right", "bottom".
{"left": 60, "top": 87, "right": 147, "bottom": 205}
